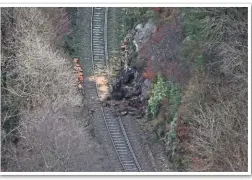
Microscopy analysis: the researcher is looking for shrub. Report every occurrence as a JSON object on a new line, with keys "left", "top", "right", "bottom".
{"left": 148, "top": 74, "right": 181, "bottom": 119}
{"left": 148, "top": 75, "right": 168, "bottom": 119}
{"left": 165, "top": 112, "right": 178, "bottom": 156}
{"left": 165, "top": 81, "right": 181, "bottom": 121}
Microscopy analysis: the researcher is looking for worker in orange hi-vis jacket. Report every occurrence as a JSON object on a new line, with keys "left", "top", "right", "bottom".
{"left": 77, "top": 73, "right": 84, "bottom": 90}
{"left": 74, "top": 66, "right": 82, "bottom": 72}
{"left": 78, "top": 75, "right": 84, "bottom": 82}
{"left": 77, "top": 72, "right": 83, "bottom": 81}
{"left": 77, "top": 83, "right": 83, "bottom": 89}
{"left": 73, "top": 58, "right": 84, "bottom": 90}
{"left": 73, "top": 58, "right": 81, "bottom": 71}
{"left": 74, "top": 58, "right": 78, "bottom": 63}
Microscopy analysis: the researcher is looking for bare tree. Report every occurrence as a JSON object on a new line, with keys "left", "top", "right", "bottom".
{"left": 1, "top": 7, "right": 90, "bottom": 172}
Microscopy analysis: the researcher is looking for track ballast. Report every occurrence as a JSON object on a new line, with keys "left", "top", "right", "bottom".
{"left": 90, "top": 7, "right": 142, "bottom": 172}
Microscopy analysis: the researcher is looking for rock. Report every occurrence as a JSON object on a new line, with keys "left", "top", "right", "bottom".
{"left": 127, "top": 108, "right": 144, "bottom": 118}
{"left": 134, "top": 20, "right": 156, "bottom": 51}
{"left": 127, "top": 107, "right": 138, "bottom": 115}
{"left": 135, "top": 114, "right": 143, "bottom": 119}
{"left": 125, "top": 33, "right": 133, "bottom": 40}
{"left": 128, "top": 111, "right": 136, "bottom": 115}
{"left": 130, "top": 29, "right": 136, "bottom": 36}
{"left": 102, "top": 102, "right": 110, "bottom": 107}
{"left": 114, "top": 67, "right": 136, "bottom": 86}
{"left": 111, "top": 90, "right": 125, "bottom": 101}
{"left": 105, "top": 95, "right": 111, "bottom": 101}
{"left": 141, "top": 79, "right": 152, "bottom": 100}
{"left": 128, "top": 106, "right": 138, "bottom": 111}
{"left": 133, "top": 40, "right": 139, "bottom": 53}
{"left": 143, "top": 20, "right": 156, "bottom": 35}
{"left": 111, "top": 67, "right": 138, "bottom": 100}
{"left": 147, "top": 132, "right": 159, "bottom": 143}
{"left": 122, "top": 67, "right": 136, "bottom": 85}
{"left": 143, "top": 79, "right": 152, "bottom": 87}
{"left": 120, "top": 111, "right": 128, "bottom": 116}
{"left": 135, "top": 109, "right": 145, "bottom": 119}
{"left": 135, "top": 23, "right": 143, "bottom": 32}
{"left": 88, "top": 109, "right": 95, "bottom": 116}
{"left": 124, "top": 85, "right": 141, "bottom": 99}
{"left": 109, "top": 100, "right": 119, "bottom": 106}
{"left": 128, "top": 97, "right": 141, "bottom": 108}
{"left": 130, "top": 54, "right": 145, "bottom": 69}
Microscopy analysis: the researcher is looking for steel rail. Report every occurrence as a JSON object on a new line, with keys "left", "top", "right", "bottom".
{"left": 90, "top": 7, "right": 141, "bottom": 172}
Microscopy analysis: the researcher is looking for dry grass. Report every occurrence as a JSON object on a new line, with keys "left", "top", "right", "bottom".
{"left": 1, "top": 7, "right": 86, "bottom": 171}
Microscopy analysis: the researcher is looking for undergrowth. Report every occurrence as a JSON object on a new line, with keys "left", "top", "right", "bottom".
{"left": 148, "top": 75, "right": 168, "bottom": 119}
{"left": 62, "top": 7, "right": 78, "bottom": 58}
{"left": 148, "top": 74, "right": 181, "bottom": 160}
{"left": 164, "top": 113, "right": 178, "bottom": 158}
{"left": 145, "top": 7, "right": 248, "bottom": 172}
{"left": 178, "top": 7, "right": 248, "bottom": 172}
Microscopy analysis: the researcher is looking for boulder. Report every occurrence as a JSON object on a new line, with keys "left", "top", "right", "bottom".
{"left": 115, "top": 67, "right": 136, "bottom": 86}
{"left": 141, "top": 79, "right": 152, "bottom": 100}
{"left": 124, "top": 85, "right": 141, "bottom": 99}
{"left": 134, "top": 20, "right": 157, "bottom": 51}
{"left": 111, "top": 67, "right": 137, "bottom": 100}
{"left": 111, "top": 90, "right": 125, "bottom": 101}
{"left": 120, "top": 111, "right": 128, "bottom": 116}
{"left": 135, "top": 23, "right": 143, "bottom": 32}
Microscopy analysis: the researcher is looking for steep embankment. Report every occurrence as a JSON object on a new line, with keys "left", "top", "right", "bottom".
{"left": 1, "top": 7, "right": 97, "bottom": 172}
{"left": 107, "top": 7, "right": 248, "bottom": 172}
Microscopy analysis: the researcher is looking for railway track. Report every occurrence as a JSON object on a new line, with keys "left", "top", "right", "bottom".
{"left": 90, "top": 7, "right": 142, "bottom": 172}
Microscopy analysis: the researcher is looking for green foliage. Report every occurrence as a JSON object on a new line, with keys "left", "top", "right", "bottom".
{"left": 62, "top": 7, "right": 80, "bottom": 59}
{"left": 63, "top": 35, "right": 77, "bottom": 57}
{"left": 148, "top": 75, "right": 181, "bottom": 121}
{"left": 148, "top": 75, "right": 168, "bottom": 119}
{"left": 165, "top": 113, "right": 177, "bottom": 148}
{"left": 182, "top": 7, "right": 248, "bottom": 74}
{"left": 160, "top": 112, "right": 178, "bottom": 162}
{"left": 183, "top": 8, "right": 207, "bottom": 40}
{"left": 182, "top": 8, "right": 207, "bottom": 71}
{"left": 166, "top": 81, "right": 181, "bottom": 122}
{"left": 147, "top": 75, "right": 181, "bottom": 161}
{"left": 66, "top": 7, "right": 78, "bottom": 27}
